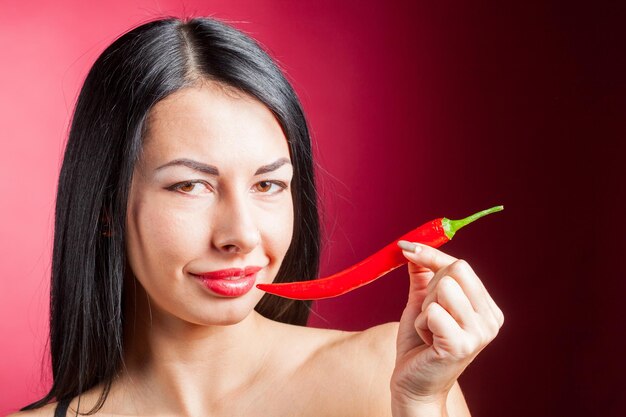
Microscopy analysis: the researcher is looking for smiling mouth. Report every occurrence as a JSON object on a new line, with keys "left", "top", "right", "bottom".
{"left": 193, "top": 273, "right": 251, "bottom": 281}
{"left": 191, "top": 266, "right": 263, "bottom": 297}
{"left": 193, "top": 266, "right": 263, "bottom": 281}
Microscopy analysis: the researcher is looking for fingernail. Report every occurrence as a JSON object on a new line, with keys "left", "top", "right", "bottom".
{"left": 397, "top": 240, "right": 422, "bottom": 253}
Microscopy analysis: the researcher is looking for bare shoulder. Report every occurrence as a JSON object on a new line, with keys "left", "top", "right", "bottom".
{"left": 289, "top": 320, "right": 398, "bottom": 368}
{"left": 304, "top": 320, "right": 399, "bottom": 359}
{"left": 6, "top": 402, "right": 57, "bottom": 417}
{"left": 340, "top": 321, "right": 399, "bottom": 388}
{"left": 350, "top": 321, "right": 399, "bottom": 356}
{"left": 296, "top": 321, "right": 400, "bottom": 417}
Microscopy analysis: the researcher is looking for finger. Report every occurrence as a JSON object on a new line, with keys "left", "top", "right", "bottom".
{"left": 415, "top": 302, "right": 466, "bottom": 357}
{"left": 413, "top": 309, "right": 433, "bottom": 346}
{"left": 421, "top": 269, "right": 463, "bottom": 314}
{"left": 407, "top": 264, "right": 434, "bottom": 290}
{"left": 407, "top": 267, "right": 434, "bottom": 304}
{"left": 484, "top": 288, "right": 505, "bottom": 327}
{"left": 434, "top": 261, "right": 503, "bottom": 338}
{"left": 398, "top": 241, "right": 457, "bottom": 274}
{"left": 397, "top": 296, "right": 427, "bottom": 355}
{"left": 478, "top": 288, "right": 505, "bottom": 336}
{"left": 427, "top": 276, "right": 479, "bottom": 331}
{"left": 400, "top": 242, "right": 504, "bottom": 330}
{"left": 440, "top": 261, "right": 503, "bottom": 337}
{"left": 429, "top": 259, "right": 492, "bottom": 316}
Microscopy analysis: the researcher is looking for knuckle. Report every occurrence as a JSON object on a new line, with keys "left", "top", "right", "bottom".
{"left": 456, "top": 338, "right": 476, "bottom": 357}
{"left": 474, "top": 327, "right": 488, "bottom": 346}
{"left": 425, "top": 301, "right": 441, "bottom": 317}
{"left": 478, "top": 313, "right": 495, "bottom": 334}
{"left": 426, "top": 301, "right": 438, "bottom": 313}
{"left": 489, "top": 321, "right": 500, "bottom": 339}
{"left": 485, "top": 316, "right": 501, "bottom": 339}
{"left": 437, "top": 275, "right": 456, "bottom": 291}
{"left": 497, "top": 308, "right": 505, "bottom": 327}
{"left": 451, "top": 259, "right": 472, "bottom": 276}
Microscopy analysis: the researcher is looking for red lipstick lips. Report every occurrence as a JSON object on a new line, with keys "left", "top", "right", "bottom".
{"left": 192, "top": 266, "right": 262, "bottom": 297}
{"left": 196, "top": 266, "right": 262, "bottom": 280}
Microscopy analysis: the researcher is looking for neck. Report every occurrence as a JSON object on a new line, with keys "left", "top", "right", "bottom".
{"left": 115, "top": 276, "right": 280, "bottom": 416}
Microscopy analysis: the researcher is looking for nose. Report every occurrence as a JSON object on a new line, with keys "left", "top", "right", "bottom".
{"left": 211, "top": 194, "right": 260, "bottom": 254}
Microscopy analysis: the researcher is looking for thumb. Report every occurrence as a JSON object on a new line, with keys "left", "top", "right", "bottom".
{"left": 398, "top": 240, "right": 457, "bottom": 274}
{"left": 398, "top": 241, "right": 435, "bottom": 299}
{"left": 395, "top": 242, "right": 435, "bottom": 356}
{"left": 396, "top": 292, "right": 427, "bottom": 355}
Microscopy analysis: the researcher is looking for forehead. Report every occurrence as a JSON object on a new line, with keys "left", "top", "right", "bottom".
{"left": 140, "top": 83, "right": 290, "bottom": 166}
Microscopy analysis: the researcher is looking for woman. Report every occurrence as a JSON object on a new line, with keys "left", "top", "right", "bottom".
{"left": 12, "top": 17, "right": 503, "bottom": 417}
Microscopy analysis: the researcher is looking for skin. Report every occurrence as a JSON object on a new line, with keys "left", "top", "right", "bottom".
{"left": 10, "top": 81, "right": 502, "bottom": 417}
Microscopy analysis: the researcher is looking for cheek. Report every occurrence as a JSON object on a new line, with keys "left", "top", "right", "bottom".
{"left": 126, "top": 191, "right": 208, "bottom": 280}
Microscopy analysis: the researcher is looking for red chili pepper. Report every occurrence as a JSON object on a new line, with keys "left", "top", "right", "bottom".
{"left": 256, "top": 206, "right": 503, "bottom": 300}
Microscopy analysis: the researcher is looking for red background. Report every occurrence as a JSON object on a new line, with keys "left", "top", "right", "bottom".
{"left": 1, "top": 1, "right": 624, "bottom": 416}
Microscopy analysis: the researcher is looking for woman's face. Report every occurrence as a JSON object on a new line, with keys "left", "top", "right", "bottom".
{"left": 126, "top": 83, "right": 294, "bottom": 326}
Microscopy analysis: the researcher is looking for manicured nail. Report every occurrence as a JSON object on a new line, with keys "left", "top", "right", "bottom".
{"left": 398, "top": 240, "right": 422, "bottom": 253}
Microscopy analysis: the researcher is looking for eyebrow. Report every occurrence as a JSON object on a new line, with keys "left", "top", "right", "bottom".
{"left": 155, "top": 157, "right": 292, "bottom": 176}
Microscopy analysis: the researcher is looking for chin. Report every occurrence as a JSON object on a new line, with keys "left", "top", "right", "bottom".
{"left": 191, "top": 292, "right": 264, "bottom": 327}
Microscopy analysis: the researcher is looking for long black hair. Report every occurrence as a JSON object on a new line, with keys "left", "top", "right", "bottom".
{"left": 22, "top": 16, "right": 320, "bottom": 413}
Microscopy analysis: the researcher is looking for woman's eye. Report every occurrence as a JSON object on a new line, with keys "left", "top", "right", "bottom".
{"left": 167, "top": 180, "right": 286, "bottom": 196}
{"left": 167, "top": 181, "right": 210, "bottom": 195}
{"left": 253, "top": 180, "right": 287, "bottom": 194}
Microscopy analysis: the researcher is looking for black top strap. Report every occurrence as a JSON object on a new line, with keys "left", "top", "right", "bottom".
{"left": 54, "top": 398, "right": 71, "bottom": 417}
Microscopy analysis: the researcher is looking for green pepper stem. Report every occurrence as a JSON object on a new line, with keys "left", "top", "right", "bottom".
{"left": 442, "top": 205, "right": 504, "bottom": 240}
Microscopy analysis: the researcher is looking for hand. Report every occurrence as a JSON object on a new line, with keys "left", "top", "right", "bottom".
{"left": 390, "top": 242, "right": 504, "bottom": 414}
